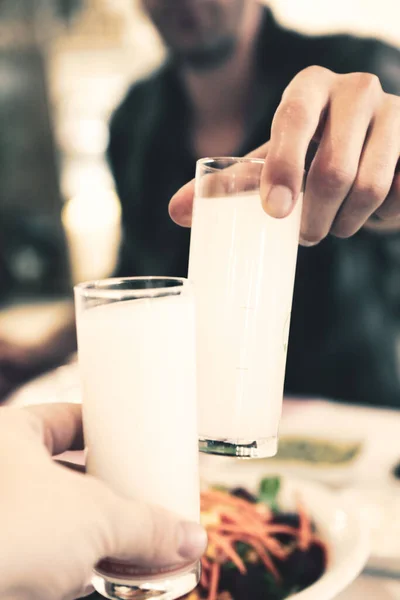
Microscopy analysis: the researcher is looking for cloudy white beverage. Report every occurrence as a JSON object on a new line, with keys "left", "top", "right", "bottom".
{"left": 75, "top": 277, "right": 200, "bottom": 600}
{"left": 189, "top": 158, "right": 302, "bottom": 458}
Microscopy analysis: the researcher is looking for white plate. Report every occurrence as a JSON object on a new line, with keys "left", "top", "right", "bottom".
{"left": 200, "top": 456, "right": 370, "bottom": 600}
{"left": 339, "top": 485, "right": 400, "bottom": 575}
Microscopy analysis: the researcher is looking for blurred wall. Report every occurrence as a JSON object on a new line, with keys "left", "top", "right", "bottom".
{"left": 0, "top": 0, "right": 71, "bottom": 302}
{"left": 268, "top": 0, "right": 400, "bottom": 47}
{"left": 125, "top": 0, "right": 400, "bottom": 63}
{"left": 48, "top": 0, "right": 165, "bottom": 283}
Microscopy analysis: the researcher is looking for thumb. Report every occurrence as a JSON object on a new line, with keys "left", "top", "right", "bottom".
{"left": 168, "top": 141, "right": 270, "bottom": 227}
{"left": 93, "top": 482, "right": 207, "bottom": 568}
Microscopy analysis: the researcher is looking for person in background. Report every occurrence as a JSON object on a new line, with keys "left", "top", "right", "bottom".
{"left": 0, "top": 402, "right": 206, "bottom": 600}
{"left": 1, "top": 0, "right": 399, "bottom": 407}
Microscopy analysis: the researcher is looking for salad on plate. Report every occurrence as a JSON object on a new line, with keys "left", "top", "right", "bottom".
{"left": 185, "top": 477, "right": 328, "bottom": 600}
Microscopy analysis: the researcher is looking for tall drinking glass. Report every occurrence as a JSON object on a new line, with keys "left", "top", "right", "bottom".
{"left": 189, "top": 158, "right": 302, "bottom": 458}
{"left": 74, "top": 277, "right": 200, "bottom": 600}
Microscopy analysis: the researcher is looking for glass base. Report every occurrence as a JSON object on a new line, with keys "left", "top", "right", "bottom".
{"left": 199, "top": 436, "right": 278, "bottom": 458}
{"left": 92, "top": 561, "right": 200, "bottom": 600}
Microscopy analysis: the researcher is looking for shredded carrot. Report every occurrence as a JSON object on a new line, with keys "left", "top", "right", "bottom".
{"left": 212, "top": 506, "right": 257, "bottom": 528}
{"left": 201, "top": 556, "right": 212, "bottom": 571}
{"left": 203, "top": 490, "right": 257, "bottom": 510}
{"left": 240, "top": 535, "right": 281, "bottom": 583}
{"left": 202, "top": 501, "right": 263, "bottom": 529}
{"left": 207, "top": 561, "right": 220, "bottom": 600}
{"left": 263, "top": 524, "right": 299, "bottom": 536}
{"left": 208, "top": 532, "right": 246, "bottom": 574}
{"left": 213, "top": 523, "right": 264, "bottom": 536}
{"left": 262, "top": 536, "right": 293, "bottom": 560}
{"left": 213, "top": 524, "right": 289, "bottom": 560}
{"left": 297, "top": 498, "right": 313, "bottom": 551}
{"left": 200, "top": 565, "right": 209, "bottom": 589}
{"left": 197, "top": 487, "right": 326, "bottom": 599}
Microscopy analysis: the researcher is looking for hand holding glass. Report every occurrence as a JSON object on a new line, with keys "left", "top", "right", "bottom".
{"left": 75, "top": 277, "right": 200, "bottom": 600}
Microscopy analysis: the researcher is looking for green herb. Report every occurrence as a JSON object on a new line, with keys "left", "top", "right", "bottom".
{"left": 258, "top": 476, "right": 281, "bottom": 511}
{"left": 221, "top": 543, "right": 251, "bottom": 574}
{"left": 221, "top": 561, "right": 237, "bottom": 571}
{"left": 261, "top": 572, "right": 287, "bottom": 600}
{"left": 235, "top": 542, "right": 251, "bottom": 559}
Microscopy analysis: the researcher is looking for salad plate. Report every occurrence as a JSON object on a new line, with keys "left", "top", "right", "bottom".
{"left": 190, "top": 457, "right": 370, "bottom": 600}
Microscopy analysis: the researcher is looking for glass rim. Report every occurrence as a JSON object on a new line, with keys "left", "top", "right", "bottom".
{"left": 197, "top": 156, "right": 265, "bottom": 171}
{"left": 196, "top": 157, "right": 307, "bottom": 192}
{"left": 197, "top": 156, "right": 307, "bottom": 175}
{"left": 74, "top": 276, "right": 191, "bottom": 300}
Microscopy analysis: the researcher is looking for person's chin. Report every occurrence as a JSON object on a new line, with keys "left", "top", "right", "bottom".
{"left": 172, "top": 36, "right": 237, "bottom": 71}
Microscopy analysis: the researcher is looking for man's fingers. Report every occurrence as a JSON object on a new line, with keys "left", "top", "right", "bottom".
{"left": 245, "top": 141, "right": 270, "bottom": 160}
{"left": 372, "top": 103, "right": 400, "bottom": 222}
{"left": 261, "top": 66, "right": 334, "bottom": 219}
{"left": 168, "top": 143, "right": 270, "bottom": 227}
{"left": 374, "top": 169, "right": 400, "bottom": 221}
{"left": 169, "top": 179, "right": 196, "bottom": 227}
{"left": 95, "top": 484, "right": 207, "bottom": 568}
{"left": 332, "top": 97, "right": 400, "bottom": 237}
{"left": 24, "top": 403, "right": 84, "bottom": 455}
{"left": 57, "top": 461, "right": 207, "bottom": 568}
{"left": 302, "top": 72, "right": 380, "bottom": 243}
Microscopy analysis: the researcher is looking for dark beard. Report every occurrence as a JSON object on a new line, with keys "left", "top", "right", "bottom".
{"left": 172, "top": 35, "right": 237, "bottom": 71}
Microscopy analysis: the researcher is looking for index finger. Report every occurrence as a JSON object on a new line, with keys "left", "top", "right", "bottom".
{"left": 168, "top": 142, "right": 270, "bottom": 227}
{"left": 24, "top": 403, "right": 84, "bottom": 456}
{"left": 261, "top": 66, "right": 334, "bottom": 218}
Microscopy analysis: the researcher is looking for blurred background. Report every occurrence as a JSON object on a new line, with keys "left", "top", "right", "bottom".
{"left": 0, "top": 0, "right": 399, "bottom": 342}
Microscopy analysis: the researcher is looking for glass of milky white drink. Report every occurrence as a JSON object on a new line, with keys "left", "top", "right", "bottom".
{"left": 189, "top": 157, "right": 302, "bottom": 459}
{"left": 74, "top": 277, "right": 200, "bottom": 600}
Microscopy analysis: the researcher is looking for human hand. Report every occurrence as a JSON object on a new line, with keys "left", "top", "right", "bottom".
{"left": 0, "top": 403, "right": 207, "bottom": 600}
{"left": 169, "top": 67, "right": 400, "bottom": 244}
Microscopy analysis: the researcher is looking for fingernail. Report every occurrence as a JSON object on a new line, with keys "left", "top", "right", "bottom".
{"left": 265, "top": 185, "right": 293, "bottom": 217}
{"left": 180, "top": 214, "right": 192, "bottom": 228}
{"left": 178, "top": 522, "right": 208, "bottom": 561}
{"left": 299, "top": 238, "right": 318, "bottom": 247}
{"left": 172, "top": 208, "right": 192, "bottom": 228}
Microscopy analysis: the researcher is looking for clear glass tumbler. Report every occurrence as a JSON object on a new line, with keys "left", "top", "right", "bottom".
{"left": 189, "top": 158, "right": 302, "bottom": 458}
{"left": 74, "top": 277, "right": 200, "bottom": 599}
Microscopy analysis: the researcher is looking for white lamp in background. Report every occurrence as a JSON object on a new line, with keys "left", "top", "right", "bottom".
{"left": 62, "top": 186, "right": 121, "bottom": 284}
